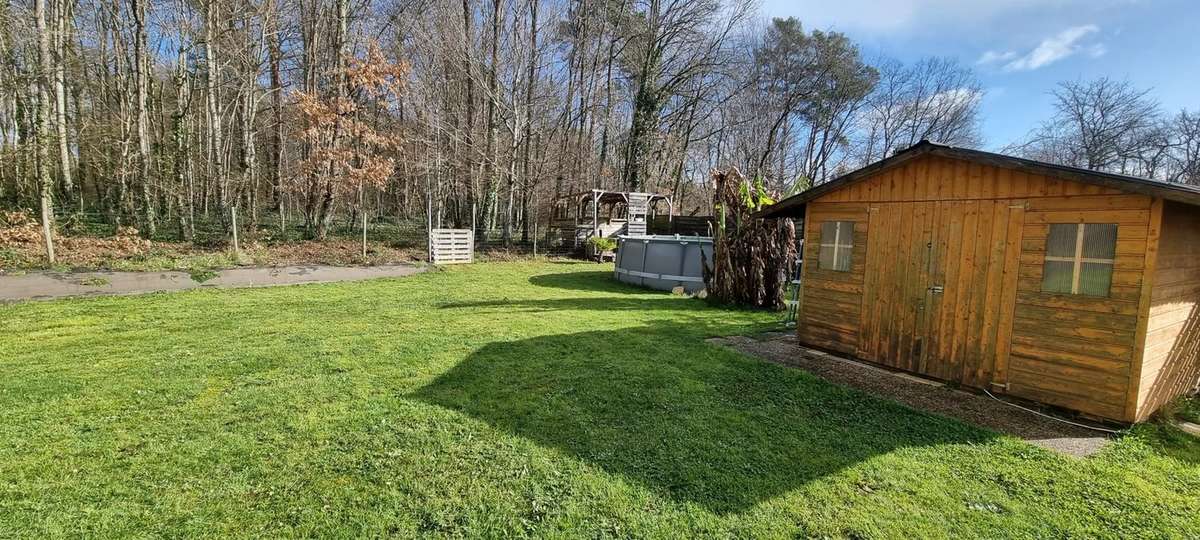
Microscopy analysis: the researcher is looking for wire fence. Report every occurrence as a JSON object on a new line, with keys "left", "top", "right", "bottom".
{"left": 41, "top": 207, "right": 581, "bottom": 260}
{"left": 20, "top": 205, "right": 733, "bottom": 266}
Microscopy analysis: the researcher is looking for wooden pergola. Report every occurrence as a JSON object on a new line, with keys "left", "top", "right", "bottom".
{"left": 551, "top": 189, "right": 674, "bottom": 241}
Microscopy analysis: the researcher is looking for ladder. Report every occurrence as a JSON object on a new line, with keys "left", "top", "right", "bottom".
{"left": 785, "top": 256, "right": 803, "bottom": 326}
{"left": 626, "top": 193, "right": 650, "bottom": 236}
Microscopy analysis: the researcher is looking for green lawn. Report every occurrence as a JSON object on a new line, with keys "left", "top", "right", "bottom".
{"left": 1, "top": 262, "right": 1197, "bottom": 538}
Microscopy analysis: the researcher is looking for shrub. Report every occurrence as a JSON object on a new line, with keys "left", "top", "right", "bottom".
{"left": 587, "top": 236, "right": 617, "bottom": 252}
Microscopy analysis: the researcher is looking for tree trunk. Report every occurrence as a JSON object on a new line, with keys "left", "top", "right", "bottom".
{"left": 482, "top": 0, "right": 500, "bottom": 233}
{"left": 624, "top": 85, "right": 660, "bottom": 192}
{"left": 35, "top": 0, "right": 56, "bottom": 262}
{"left": 204, "top": 0, "right": 226, "bottom": 223}
{"left": 172, "top": 49, "right": 193, "bottom": 242}
{"left": 520, "top": 0, "right": 537, "bottom": 242}
{"left": 316, "top": 0, "right": 350, "bottom": 240}
{"left": 236, "top": 12, "right": 261, "bottom": 230}
{"left": 460, "top": 0, "right": 476, "bottom": 228}
{"left": 52, "top": 0, "right": 73, "bottom": 197}
{"left": 268, "top": 0, "right": 284, "bottom": 224}
{"left": 133, "top": 0, "right": 155, "bottom": 236}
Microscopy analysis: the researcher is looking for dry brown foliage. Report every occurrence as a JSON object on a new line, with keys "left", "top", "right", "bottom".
{"left": 701, "top": 169, "right": 796, "bottom": 310}
{"left": 289, "top": 42, "right": 408, "bottom": 199}
{"left": 250, "top": 239, "right": 421, "bottom": 267}
{"left": 0, "top": 210, "right": 43, "bottom": 245}
{"left": 1, "top": 212, "right": 156, "bottom": 268}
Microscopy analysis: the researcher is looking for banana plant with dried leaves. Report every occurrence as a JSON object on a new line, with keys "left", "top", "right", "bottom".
{"left": 701, "top": 168, "right": 796, "bottom": 310}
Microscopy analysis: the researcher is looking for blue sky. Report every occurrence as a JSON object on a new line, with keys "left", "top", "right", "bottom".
{"left": 761, "top": 0, "right": 1200, "bottom": 150}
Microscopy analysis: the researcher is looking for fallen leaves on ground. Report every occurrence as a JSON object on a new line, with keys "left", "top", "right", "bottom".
{"left": 1, "top": 210, "right": 422, "bottom": 271}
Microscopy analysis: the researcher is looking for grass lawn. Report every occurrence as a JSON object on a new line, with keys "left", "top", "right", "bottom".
{"left": 2, "top": 262, "right": 1198, "bottom": 537}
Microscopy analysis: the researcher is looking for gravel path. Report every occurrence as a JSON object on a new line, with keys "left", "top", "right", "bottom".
{"left": 0, "top": 264, "right": 426, "bottom": 303}
{"left": 710, "top": 332, "right": 1114, "bottom": 457}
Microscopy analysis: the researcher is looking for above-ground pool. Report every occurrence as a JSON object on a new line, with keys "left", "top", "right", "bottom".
{"left": 614, "top": 234, "right": 713, "bottom": 293}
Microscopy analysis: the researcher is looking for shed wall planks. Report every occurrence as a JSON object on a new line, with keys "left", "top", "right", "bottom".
{"left": 816, "top": 155, "right": 1127, "bottom": 204}
{"left": 797, "top": 204, "right": 869, "bottom": 356}
{"left": 1008, "top": 204, "right": 1149, "bottom": 420}
{"left": 1135, "top": 201, "right": 1200, "bottom": 420}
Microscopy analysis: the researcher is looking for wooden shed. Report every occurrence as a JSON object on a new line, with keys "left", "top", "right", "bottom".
{"left": 760, "top": 141, "right": 1200, "bottom": 423}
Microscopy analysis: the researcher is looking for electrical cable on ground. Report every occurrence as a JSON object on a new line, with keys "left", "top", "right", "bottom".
{"left": 983, "top": 389, "right": 1122, "bottom": 434}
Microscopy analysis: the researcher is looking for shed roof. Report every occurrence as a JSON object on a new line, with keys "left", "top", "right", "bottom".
{"left": 757, "top": 141, "right": 1200, "bottom": 219}
{"left": 554, "top": 189, "right": 671, "bottom": 206}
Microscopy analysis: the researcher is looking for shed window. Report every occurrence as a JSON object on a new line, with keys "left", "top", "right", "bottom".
{"left": 818, "top": 221, "right": 854, "bottom": 272}
{"left": 1041, "top": 223, "right": 1118, "bottom": 296}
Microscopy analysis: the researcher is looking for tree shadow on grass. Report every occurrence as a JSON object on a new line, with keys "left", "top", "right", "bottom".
{"left": 437, "top": 296, "right": 708, "bottom": 313}
{"left": 411, "top": 320, "right": 997, "bottom": 514}
{"left": 527, "top": 271, "right": 631, "bottom": 293}
{"left": 441, "top": 274, "right": 713, "bottom": 314}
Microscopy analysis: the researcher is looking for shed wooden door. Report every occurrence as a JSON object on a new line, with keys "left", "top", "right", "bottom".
{"left": 860, "top": 200, "right": 1024, "bottom": 387}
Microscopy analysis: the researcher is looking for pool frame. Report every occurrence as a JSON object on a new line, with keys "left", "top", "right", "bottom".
{"left": 613, "top": 234, "right": 713, "bottom": 293}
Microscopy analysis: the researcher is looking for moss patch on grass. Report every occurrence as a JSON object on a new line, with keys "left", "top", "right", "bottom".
{"left": 78, "top": 276, "right": 110, "bottom": 287}
{"left": 187, "top": 268, "right": 219, "bottom": 283}
{"left": 1176, "top": 396, "right": 1200, "bottom": 424}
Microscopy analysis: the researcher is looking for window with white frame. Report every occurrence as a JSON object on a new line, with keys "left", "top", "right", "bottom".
{"left": 818, "top": 221, "right": 855, "bottom": 272}
{"left": 1041, "top": 223, "right": 1118, "bottom": 296}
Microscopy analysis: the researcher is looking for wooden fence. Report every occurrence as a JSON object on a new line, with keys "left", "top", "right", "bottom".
{"left": 429, "top": 228, "right": 474, "bottom": 264}
{"left": 649, "top": 215, "right": 714, "bottom": 236}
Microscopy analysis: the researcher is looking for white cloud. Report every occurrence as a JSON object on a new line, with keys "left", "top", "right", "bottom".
{"left": 762, "top": 0, "right": 1124, "bottom": 34}
{"left": 766, "top": 0, "right": 1037, "bottom": 33}
{"left": 929, "top": 88, "right": 983, "bottom": 109}
{"left": 977, "top": 50, "right": 1017, "bottom": 65}
{"left": 1003, "top": 25, "right": 1102, "bottom": 71}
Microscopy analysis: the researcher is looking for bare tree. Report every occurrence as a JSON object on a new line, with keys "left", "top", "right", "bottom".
{"left": 1167, "top": 110, "right": 1200, "bottom": 184}
{"left": 618, "top": 0, "right": 752, "bottom": 191}
{"left": 1012, "top": 78, "right": 1160, "bottom": 173}
{"left": 856, "top": 56, "right": 982, "bottom": 164}
{"left": 723, "top": 17, "right": 878, "bottom": 189}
